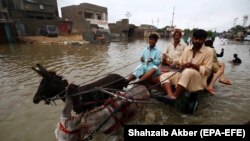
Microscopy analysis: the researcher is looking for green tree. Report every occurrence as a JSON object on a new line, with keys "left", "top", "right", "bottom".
{"left": 230, "top": 25, "right": 244, "bottom": 33}
{"left": 207, "top": 30, "right": 214, "bottom": 38}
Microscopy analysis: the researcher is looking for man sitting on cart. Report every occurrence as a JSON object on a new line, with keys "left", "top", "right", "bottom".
{"left": 160, "top": 29, "right": 213, "bottom": 100}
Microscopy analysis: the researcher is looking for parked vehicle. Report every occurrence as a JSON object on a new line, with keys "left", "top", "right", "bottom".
{"left": 244, "top": 35, "right": 250, "bottom": 41}
{"left": 40, "top": 25, "right": 58, "bottom": 37}
{"left": 234, "top": 31, "right": 244, "bottom": 41}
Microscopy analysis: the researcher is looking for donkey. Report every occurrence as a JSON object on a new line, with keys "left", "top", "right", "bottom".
{"left": 54, "top": 85, "right": 150, "bottom": 141}
{"left": 32, "top": 64, "right": 127, "bottom": 113}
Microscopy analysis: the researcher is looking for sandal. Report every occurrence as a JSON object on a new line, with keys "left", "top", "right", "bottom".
{"left": 219, "top": 79, "right": 232, "bottom": 85}
{"left": 206, "top": 88, "right": 215, "bottom": 95}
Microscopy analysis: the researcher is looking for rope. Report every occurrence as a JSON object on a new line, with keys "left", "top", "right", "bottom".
{"left": 46, "top": 86, "right": 68, "bottom": 105}
{"left": 49, "top": 64, "right": 183, "bottom": 106}
{"left": 69, "top": 88, "right": 98, "bottom": 97}
{"left": 78, "top": 60, "right": 140, "bottom": 86}
{"left": 65, "top": 59, "right": 151, "bottom": 99}
{"left": 148, "top": 67, "right": 184, "bottom": 90}
{"left": 123, "top": 67, "right": 184, "bottom": 99}
{"left": 69, "top": 65, "right": 183, "bottom": 101}
{"left": 96, "top": 60, "right": 149, "bottom": 88}
{"left": 69, "top": 60, "right": 143, "bottom": 99}
{"left": 96, "top": 87, "right": 158, "bottom": 104}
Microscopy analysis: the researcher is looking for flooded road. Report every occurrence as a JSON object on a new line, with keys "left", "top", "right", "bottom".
{"left": 0, "top": 38, "right": 250, "bottom": 141}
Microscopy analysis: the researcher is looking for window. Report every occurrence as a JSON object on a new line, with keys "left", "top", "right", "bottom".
{"left": 96, "top": 14, "right": 102, "bottom": 20}
{"left": 27, "top": 15, "right": 34, "bottom": 19}
{"left": 39, "top": 5, "right": 44, "bottom": 10}
{"left": 0, "top": 13, "right": 8, "bottom": 19}
{"left": 48, "top": 26, "right": 56, "bottom": 31}
{"left": 84, "top": 12, "right": 94, "bottom": 19}
{"left": 27, "top": 0, "right": 35, "bottom": 3}
{"left": 78, "top": 11, "right": 82, "bottom": 15}
{"left": 1, "top": 0, "right": 7, "bottom": 8}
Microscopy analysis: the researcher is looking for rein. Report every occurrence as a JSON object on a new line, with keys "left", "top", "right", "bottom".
{"left": 100, "top": 61, "right": 149, "bottom": 88}
{"left": 79, "top": 60, "right": 140, "bottom": 86}
{"left": 148, "top": 67, "right": 184, "bottom": 90}
{"left": 47, "top": 66, "right": 183, "bottom": 104}
{"left": 98, "top": 87, "right": 157, "bottom": 104}
{"left": 122, "top": 67, "right": 185, "bottom": 99}
{"left": 46, "top": 85, "right": 69, "bottom": 105}
{"left": 48, "top": 60, "right": 150, "bottom": 103}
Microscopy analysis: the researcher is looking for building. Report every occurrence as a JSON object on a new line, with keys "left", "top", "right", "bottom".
{"left": 109, "top": 19, "right": 129, "bottom": 34}
{"left": 3, "top": 0, "right": 59, "bottom": 35}
{"left": 0, "top": 0, "right": 17, "bottom": 44}
{"left": 58, "top": 20, "right": 72, "bottom": 35}
{"left": 108, "top": 19, "right": 130, "bottom": 41}
{"left": 139, "top": 24, "right": 157, "bottom": 38}
{"left": 61, "top": 3, "right": 109, "bottom": 34}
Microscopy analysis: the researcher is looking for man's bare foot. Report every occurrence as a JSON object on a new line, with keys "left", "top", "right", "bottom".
{"left": 164, "top": 95, "right": 176, "bottom": 100}
{"left": 219, "top": 79, "right": 232, "bottom": 85}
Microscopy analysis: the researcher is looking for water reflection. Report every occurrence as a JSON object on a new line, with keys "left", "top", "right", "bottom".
{"left": 0, "top": 38, "right": 250, "bottom": 141}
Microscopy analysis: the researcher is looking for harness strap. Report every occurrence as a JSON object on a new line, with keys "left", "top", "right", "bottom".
{"left": 103, "top": 101, "right": 133, "bottom": 134}
{"left": 105, "top": 99, "right": 120, "bottom": 124}
{"left": 117, "top": 91, "right": 139, "bottom": 123}
{"left": 107, "top": 106, "right": 119, "bottom": 124}
{"left": 120, "top": 102, "right": 133, "bottom": 125}
{"left": 82, "top": 100, "right": 105, "bottom": 106}
{"left": 59, "top": 122, "right": 81, "bottom": 134}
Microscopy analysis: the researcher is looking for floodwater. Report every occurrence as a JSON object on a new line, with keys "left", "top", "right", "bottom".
{"left": 0, "top": 37, "right": 250, "bottom": 141}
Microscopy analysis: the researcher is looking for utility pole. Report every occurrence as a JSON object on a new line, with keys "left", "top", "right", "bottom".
{"left": 125, "top": 12, "right": 131, "bottom": 41}
{"left": 233, "top": 17, "right": 238, "bottom": 40}
{"left": 171, "top": 6, "right": 175, "bottom": 28}
{"left": 243, "top": 15, "right": 248, "bottom": 27}
{"left": 125, "top": 11, "right": 131, "bottom": 21}
{"left": 157, "top": 17, "right": 159, "bottom": 28}
{"left": 233, "top": 17, "right": 238, "bottom": 27}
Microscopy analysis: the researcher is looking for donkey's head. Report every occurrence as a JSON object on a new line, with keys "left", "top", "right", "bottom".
{"left": 32, "top": 64, "right": 68, "bottom": 104}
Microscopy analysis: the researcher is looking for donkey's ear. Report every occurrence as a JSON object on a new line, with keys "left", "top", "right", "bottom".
{"left": 36, "top": 64, "right": 47, "bottom": 72}
{"left": 31, "top": 66, "right": 43, "bottom": 76}
{"left": 32, "top": 64, "right": 50, "bottom": 77}
{"left": 37, "top": 64, "right": 50, "bottom": 77}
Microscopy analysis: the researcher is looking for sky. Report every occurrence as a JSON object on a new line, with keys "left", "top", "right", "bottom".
{"left": 57, "top": 0, "right": 250, "bottom": 32}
